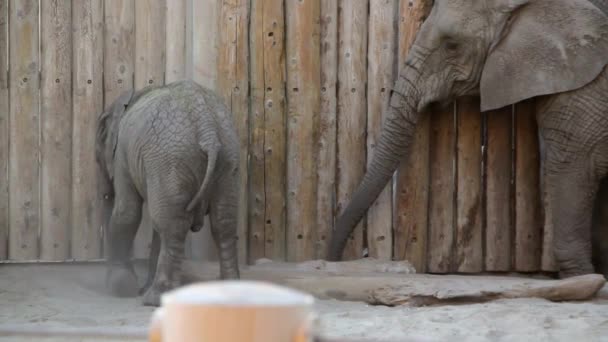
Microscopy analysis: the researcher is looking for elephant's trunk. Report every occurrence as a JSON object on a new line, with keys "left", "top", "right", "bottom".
{"left": 327, "top": 69, "right": 422, "bottom": 261}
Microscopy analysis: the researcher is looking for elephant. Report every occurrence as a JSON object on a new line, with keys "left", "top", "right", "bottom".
{"left": 95, "top": 80, "right": 240, "bottom": 306}
{"left": 327, "top": 0, "right": 608, "bottom": 279}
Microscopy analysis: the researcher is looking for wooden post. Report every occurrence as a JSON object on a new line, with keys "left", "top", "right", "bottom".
{"left": 186, "top": 0, "right": 221, "bottom": 263}
{"left": 133, "top": 0, "right": 166, "bottom": 260}
{"left": 0, "top": 0, "right": 9, "bottom": 260}
{"left": 191, "top": 0, "right": 218, "bottom": 90}
{"left": 217, "top": 0, "right": 250, "bottom": 264}
{"left": 485, "top": 106, "right": 513, "bottom": 271}
{"left": 104, "top": 0, "right": 135, "bottom": 259}
{"left": 104, "top": 0, "right": 135, "bottom": 105}
{"left": 9, "top": 0, "right": 40, "bottom": 260}
{"left": 427, "top": 105, "right": 456, "bottom": 273}
{"left": 247, "top": 0, "right": 287, "bottom": 262}
{"left": 72, "top": 0, "right": 104, "bottom": 260}
{"left": 166, "top": 0, "right": 187, "bottom": 83}
{"left": 286, "top": 0, "right": 321, "bottom": 262}
{"left": 455, "top": 97, "right": 483, "bottom": 272}
{"left": 248, "top": 0, "right": 267, "bottom": 262}
{"left": 336, "top": 0, "right": 369, "bottom": 260}
{"left": 40, "top": 0, "right": 72, "bottom": 261}
{"left": 262, "top": 0, "right": 287, "bottom": 262}
{"left": 514, "top": 99, "right": 542, "bottom": 272}
{"left": 393, "top": 0, "right": 432, "bottom": 271}
{"left": 315, "top": 0, "right": 338, "bottom": 259}
{"left": 365, "top": 0, "right": 398, "bottom": 261}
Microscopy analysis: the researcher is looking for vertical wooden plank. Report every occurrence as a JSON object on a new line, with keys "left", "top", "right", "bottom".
{"left": 262, "top": 0, "right": 286, "bottom": 261}
{"left": 9, "top": 0, "right": 39, "bottom": 260}
{"left": 315, "top": 0, "right": 338, "bottom": 259}
{"left": 135, "top": 0, "right": 165, "bottom": 89}
{"left": 286, "top": 0, "right": 321, "bottom": 262}
{"left": 72, "top": 0, "right": 104, "bottom": 260}
{"left": 187, "top": 0, "right": 218, "bottom": 262}
{"left": 455, "top": 97, "right": 483, "bottom": 272}
{"left": 514, "top": 99, "right": 542, "bottom": 272}
{"left": 485, "top": 106, "right": 513, "bottom": 271}
{"left": 0, "top": 0, "right": 9, "bottom": 259}
{"left": 192, "top": 0, "right": 218, "bottom": 89}
{"left": 427, "top": 105, "right": 456, "bottom": 273}
{"left": 104, "top": 0, "right": 134, "bottom": 259}
{"left": 247, "top": 0, "right": 266, "bottom": 262}
{"left": 133, "top": 0, "right": 165, "bottom": 259}
{"left": 166, "top": 0, "right": 186, "bottom": 83}
{"left": 104, "top": 0, "right": 135, "bottom": 106}
{"left": 336, "top": 0, "right": 368, "bottom": 260}
{"left": 366, "top": 0, "right": 397, "bottom": 261}
{"left": 217, "top": 0, "right": 250, "bottom": 264}
{"left": 40, "top": 0, "right": 72, "bottom": 261}
{"left": 393, "top": 0, "right": 431, "bottom": 271}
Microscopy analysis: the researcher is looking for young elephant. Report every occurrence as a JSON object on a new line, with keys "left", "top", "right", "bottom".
{"left": 95, "top": 80, "right": 240, "bottom": 306}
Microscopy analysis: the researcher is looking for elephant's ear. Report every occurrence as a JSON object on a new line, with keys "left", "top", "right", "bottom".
{"left": 103, "top": 89, "right": 135, "bottom": 180}
{"left": 480, "top": 0, "right": 608, "bottom": 112}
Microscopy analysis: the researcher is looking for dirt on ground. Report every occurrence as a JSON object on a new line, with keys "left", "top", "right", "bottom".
{"left": 1, "top": 263, "right": 608, "bottom": 341}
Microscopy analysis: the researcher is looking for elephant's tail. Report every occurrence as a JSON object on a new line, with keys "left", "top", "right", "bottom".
{"left": 186, "top": 143, "right": 219, "bottom": 213}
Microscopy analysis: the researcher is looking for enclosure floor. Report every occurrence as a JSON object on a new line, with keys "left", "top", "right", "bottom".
{"left": 1, "top": 263, "right": 608, "bottom": 341}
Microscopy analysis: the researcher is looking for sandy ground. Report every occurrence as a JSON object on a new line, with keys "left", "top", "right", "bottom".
{"left": 1, "top": 263, "right": 608, "bottom": 341}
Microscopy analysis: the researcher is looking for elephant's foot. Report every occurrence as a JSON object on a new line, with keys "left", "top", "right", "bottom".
{"left": 106, "top": 267, "right": 139, "bottom": 297}
{"left": 138, "top": 276, "right": 154, "bottom": 296}
{"left": 558, "top": 262, "right": 595, "bottom": 279}
{"left": 141, "top": 281, "right": 179, "bottom": 307}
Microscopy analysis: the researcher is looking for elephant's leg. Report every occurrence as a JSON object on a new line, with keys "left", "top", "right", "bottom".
{"left": 141, "top": 210, "right": 190, "bottom": 306}
{"left": 209, "top": 173, "right": 240, "bottom": 280}
{"left": 105, "top": 172, "right": 142, "bottom": 297}
{"left": 546, "top": 167, "right": 597, "bottom": 278}
{"left": 139, "top": 228, "right": 160, "bottom": 295}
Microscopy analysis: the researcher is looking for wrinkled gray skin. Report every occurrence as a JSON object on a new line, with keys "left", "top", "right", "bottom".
{"left": 327, "top": 0, "right": 608, "bottom": 279}
{"left": 95, "top": 80, "right": 240, "bottom": 306}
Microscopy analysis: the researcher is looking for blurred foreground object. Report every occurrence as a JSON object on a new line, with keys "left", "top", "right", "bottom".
{"left": 149, "top": 280, "right": 315, "bottom": 342}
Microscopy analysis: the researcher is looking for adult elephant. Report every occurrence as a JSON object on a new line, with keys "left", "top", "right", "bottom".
{"left": 327, "top": 0, "right": 608, "bottom": 278}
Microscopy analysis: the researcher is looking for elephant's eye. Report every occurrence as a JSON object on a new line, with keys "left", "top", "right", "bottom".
{"left": 444, "top": 40, "right": 459, "bottom": 51}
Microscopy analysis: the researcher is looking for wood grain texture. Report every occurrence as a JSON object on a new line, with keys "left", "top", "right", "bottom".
{"left": 427, "top": 105, "right": 456, "bottom": 273}
{"left": 217, "top": 0, "right": 250, "bottom": 264}
{"left": 393, "top": 0, "right": 432, "bottom": 271}
{"left": 315, "top": 0, "right": 338, "bottom": 259}
{"left": 9, "top": 0, "right": 40, "bottom": 260}
{"left": 133, "top": 0, "right": 166, "bottom": 260}
{"left": 455, "top": 97, "right": 483, "bottom": 272}
{"left": 40, "top": 0, "right": 72, "bottom": 261}
{"left": 336, "top": 0, "right": 368, "bottom": 260}
{"left": 0, "top": 0, "right": 9, "bottom": 259}
{"left": 192, "top": 0, "right": 218, "bottom": 89}
{"left": 485, "top": 106, "right": 513, "bottom": 271}
{"left": 165, "top": 0, "right": 187, "bottom": 83}
{"left": 286, "top": 0, "right": 321, "bottom": 262}
{"left": 188, "top": 0, "right": 220, "bottom": 262}
{"left": 104, "top": 0, "right": 135, "bottom": 106}
{"left": 72, "top": 0, "right": 104, "bottom": 260}
{"left": 514, "top": 100, "right": 542, "bottom": 272}
{"left": 262, "top": 0, "right": 287, "bottom": 261}
{"left": 103, "top": 0, "right": 134, "bottom": 260}
{"left": 248, "top": 0, "right": 266, "bottom": 262}
{"left": 366, "top": 0, "right": 398, "bottom": 261}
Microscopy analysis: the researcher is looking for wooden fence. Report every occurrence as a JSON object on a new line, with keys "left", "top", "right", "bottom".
{"left": 0, "top": 0, "right": 558, "bottom": 274}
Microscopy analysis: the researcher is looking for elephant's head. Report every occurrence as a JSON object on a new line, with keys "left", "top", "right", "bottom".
{"left": 95, "top": 89, "right": 135, "bottom": 239}
{"left": 327, "top": 0, "right": 608, "bottom": 260}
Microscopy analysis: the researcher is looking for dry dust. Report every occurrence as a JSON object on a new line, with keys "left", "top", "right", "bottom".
{"left": 1, "top": 263, "right": 608, "bottom": 341}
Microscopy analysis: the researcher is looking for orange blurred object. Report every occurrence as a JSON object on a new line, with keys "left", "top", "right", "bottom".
{"left": 148, "top": 280, "right": 315, "bottom": 342}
